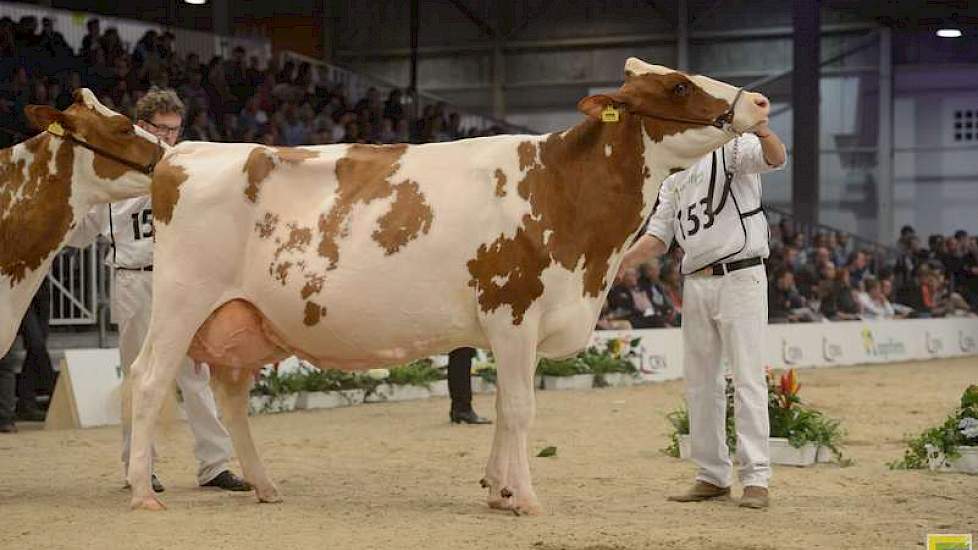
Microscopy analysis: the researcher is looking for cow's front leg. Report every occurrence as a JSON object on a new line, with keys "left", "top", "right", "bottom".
{"left": 483, "top": 327, "right": 541, "bottom": 516}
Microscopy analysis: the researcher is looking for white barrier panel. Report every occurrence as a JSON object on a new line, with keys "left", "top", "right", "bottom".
{"left": 592, "top": 318, "right": 978, "bottom": 378}
{"left": 45, "top": 349, "right": 123, "bottom": 429}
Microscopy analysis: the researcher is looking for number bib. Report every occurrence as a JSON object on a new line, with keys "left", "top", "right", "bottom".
{"left": 672, "top": 149, "right": 749, "bottom": 274}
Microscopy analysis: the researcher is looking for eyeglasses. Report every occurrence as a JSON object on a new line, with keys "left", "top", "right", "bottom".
{"left": 141, "top": 120, "right": 182, "bottom": 138}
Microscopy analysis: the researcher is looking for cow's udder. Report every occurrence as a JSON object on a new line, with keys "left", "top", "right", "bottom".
{"left": 188, "top": 299, "right": 287, "bottom": 369}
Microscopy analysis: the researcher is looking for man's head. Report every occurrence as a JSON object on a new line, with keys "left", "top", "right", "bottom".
{"left": 815, "top": 247, "right": 830, "bottom": 266}
{"left": 955, "top": 229, "right": 968, "bottom": 242}
{"left": 621, "top": 267, "right": 639, "bottom": 289}
{"left": 87, "top": 18, "right": 100, "bottom": 35}
{"left": 900, "top": 225, "right": 915, "bottom": 239}
{"left": 864, "top": 276, "right": 881, "bottom": 297}
{"left": 881, "top": 278, "right": 893, "bottom": 299}
{"left": 818, "top": 261, "right": 836, "bottom": 282}
{"left": 848, "top": 250, "right": 866, "bottom": 270}
{"left": 774, "top": 267, "right": 794, "bottom": 291}
{"left": 640, "top": 258, "right": 661, "bottom": 282}
{"left": 232, "top": 46, "right": 245, "bottom": 63}
{"left": 135, "top": 87, "right": 185, "bottom": 146}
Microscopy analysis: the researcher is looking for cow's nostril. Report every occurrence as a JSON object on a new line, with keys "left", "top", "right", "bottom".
{"left": 753, "top": 96, "right": 769, "bottom": 109}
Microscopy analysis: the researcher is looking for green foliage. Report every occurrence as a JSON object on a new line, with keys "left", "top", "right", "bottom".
{"left": 536, "top": 357, "right": 591, "bottom": 377}
{"left": 250, "top": 367, "right": 303, "bottom": 396}
{"left": 889, "top": 385, "right": 978, "bottom": 470}
{"left": 537, "top": 446, "right": 557, "bottom": 458}
{"left": 663, "top": 369, "right": 847, "bottom": 461}
{"left": 387, "top": 359, "right": 444, "bottom": 387}
{"left": 299, "top": 367, "right": 362, "bottom": 392}
{"left": 476, "top": 365, "right": 497, "bottom": 384}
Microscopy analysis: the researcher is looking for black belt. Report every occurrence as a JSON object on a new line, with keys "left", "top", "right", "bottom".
{"left": 708, "top": 257, "right": 763, "bottom": 276}
{"left": 117, "top": 265, "right": 153, "bottom": 272}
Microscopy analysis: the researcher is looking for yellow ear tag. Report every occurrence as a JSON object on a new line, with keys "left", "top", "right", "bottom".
{"left": 47, "top": 122, "right": 65, "bottom": 137}
{"left": 601, "top": 105, "right": 620, "bottom": 123}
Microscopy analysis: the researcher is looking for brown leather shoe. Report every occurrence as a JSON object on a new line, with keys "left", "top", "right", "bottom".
{"left": 667, "top": 480, "right": 730, "bottom": 502}
{"left": 739, "top": 486, "right": 769, "bottom": 509}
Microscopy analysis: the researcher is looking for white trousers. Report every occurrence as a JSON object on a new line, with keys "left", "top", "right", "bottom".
{"left": 681, "top": 264, "right": 770, "bottom": 488}
{"left": 115, "top": 270, "right": 232, "bottom": 485}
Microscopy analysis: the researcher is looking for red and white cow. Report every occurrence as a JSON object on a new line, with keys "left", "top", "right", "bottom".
{"left": 1, "top": 89, "right": 162, "bottom": 356}
{"left": 116, "top": 57, "right": 770, "bottom": 513}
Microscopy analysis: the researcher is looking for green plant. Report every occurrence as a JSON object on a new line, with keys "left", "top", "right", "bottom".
{"left": 662, "top": 369, "right": 847, "bottom": 462}
{"left": 387, "top": 359, "right": 443, "bottom": 387}
{"left": 889, "top": 385, "right": 978, "bottom": 470}
{"left": 475, "top": 365, "right": 497, "bottom": 384}
{"left": 251, "top": 367, "right": 303, "bottom": 397}
{"left": 299, "top": 367, "right": 361, "bottom": 392}
{"left": 536, "top": 357, "right": 591, "bottom": 377}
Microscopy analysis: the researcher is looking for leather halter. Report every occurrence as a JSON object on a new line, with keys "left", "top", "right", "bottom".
{"left": 633, "top": 87, "right": 745, "bottom": 131}
{"left": 45, "top": 122, "right": 164, "bottom": 175}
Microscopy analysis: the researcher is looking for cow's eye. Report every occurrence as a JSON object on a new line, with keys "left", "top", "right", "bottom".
{"left": 673, "top": 83, "right": 689, "bottom": 96}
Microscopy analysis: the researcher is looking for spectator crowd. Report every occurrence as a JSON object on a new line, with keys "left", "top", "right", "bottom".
{"left": 1, "top": 14, "right": 974, "bottom": 333}
{"left": 601, "top": 220, "right": 978, "bottom": 330}
{"left": 0, "top": 14, "right": 506, "bottom": 150}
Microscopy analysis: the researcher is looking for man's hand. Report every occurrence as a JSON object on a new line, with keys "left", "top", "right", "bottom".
{"left": 750, "top": 123, "right": 786, "bottom": 167}
{"left": 616, "top": 234, "right": 666, "bottom": 281}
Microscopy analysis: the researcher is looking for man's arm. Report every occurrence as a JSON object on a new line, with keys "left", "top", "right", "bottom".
{"left": 737, "top": 123, "right": 787, "bottom": 174}
{"left": 66, "top": 205, "right": 107, "bottom": 248}
{"left": 620, "top": 234, "right": 668, "bottom": 274}
{"left": 752, "top": 122, "right": 787, "bottom": 168}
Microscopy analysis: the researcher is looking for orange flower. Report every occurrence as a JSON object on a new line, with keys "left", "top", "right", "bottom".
{"left": 784, "top": 369, "right": 801, "bottom": 396}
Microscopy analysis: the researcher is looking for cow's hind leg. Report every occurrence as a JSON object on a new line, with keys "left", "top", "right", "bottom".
{"left": 210, "top": 366, "right": 281, "bottom": 503}
{"left": 482, "top": 326, "right": 541, "bottom": 516}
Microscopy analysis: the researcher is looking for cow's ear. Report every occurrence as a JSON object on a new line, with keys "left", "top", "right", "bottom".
{"left": 577, "top": 94, "right": 624, "bottom": 120}
{"left": 25, "top": 105, "right": 74, "bottom": 133}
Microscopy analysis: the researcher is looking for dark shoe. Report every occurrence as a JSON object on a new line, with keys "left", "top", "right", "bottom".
{"left": 125, "top": 473, "right": 165, "bottom": 493}
{"left": 450, "top": 409, "right": 492, "bottom": 425}
{"left": 15, "top": 406, "right": 45, "bottom": 422}
{"left": 202, "top": 470, "right": 253, "bottom": 492}
{"left": 152, "top": 474, "right": 165, "bottom": 493}
{"left": 0, "top": 421, "right": 16, "bottom": 433}
{"left": 739, "top": 486, "right": 769, "bottom": 509}
{"left": 667, "top": 480, "right": 731, "bottom": 502}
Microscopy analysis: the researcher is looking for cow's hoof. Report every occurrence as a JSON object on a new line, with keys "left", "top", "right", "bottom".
{"left": 130, "top": 495, "right": 166, "bottom": 511}
{"left": 256, "top": 484, "right": 283, "bottom": 503}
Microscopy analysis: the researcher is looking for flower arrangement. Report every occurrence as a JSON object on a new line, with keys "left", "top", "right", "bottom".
{"left": 889, "top": 385, "right": 978, "bottom": 470}
{"left": 581, "top": 337, "right": 640, "bottom": 378}
{"left": 664, "top": 368, "right": 846, "bottom": 462}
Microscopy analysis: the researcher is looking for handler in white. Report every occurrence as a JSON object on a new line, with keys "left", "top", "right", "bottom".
{"left": 69, "top": 89, "right": 250, "bottom": 493}
{"left": 621, "top": 118, "right": 786, "bottom": 509}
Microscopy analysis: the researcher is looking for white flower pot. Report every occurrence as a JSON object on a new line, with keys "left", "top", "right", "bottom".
{"left": 676, "top": 434, "right": 818, "bottom": 466}
{"left": 296, "top": 389, "right": 365, "bottom": 410}
{"left": 365, "top": 383, "right": 431, "bottom": 403}
{"left": 428, "top": 379, "right": 449, "bottom": 398}
{"left": 598, "top": 372, "right": 638, "bottom": 388}
{"left": 769, "top": 437, "right": 818, "bottom": 466}
{"left": 678, "top": 434, "right": 692, "bottom": 459}
{"left": 471, "top": 377, "right": 496, "bottom": 394}
{"left": 925, "top": 445, "right": 978, "bottom": 474}
{"left": 816, "top": 446, "right": 836, "bottom": 463}
{"left": 248, "top": 393, "right": 299, "bottom": 415}
{"left": 541, "top": 374, "right": 595, "bottom": 391}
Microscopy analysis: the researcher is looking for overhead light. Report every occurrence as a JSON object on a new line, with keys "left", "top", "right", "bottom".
{"left": 184, "top": 0, "right": 207, "bottom": 4}
{"left": 936, "top": 28, "right": 962, "bottom": 38}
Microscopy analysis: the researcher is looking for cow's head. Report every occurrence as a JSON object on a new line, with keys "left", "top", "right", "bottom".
{"left": 578, "top": 57, "right": 770, "bottom": 168}
{"left": 24, "top": 88, "right": 163, "bottom": 202}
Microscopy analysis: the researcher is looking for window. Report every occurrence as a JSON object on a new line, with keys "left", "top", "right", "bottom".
{"left": 954, "top": 110, "right": 975, "bottom": 142}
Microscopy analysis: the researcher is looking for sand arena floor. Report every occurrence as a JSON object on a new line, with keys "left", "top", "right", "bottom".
{"left": 1, "top": 357, "right": 976, "bottom": 550}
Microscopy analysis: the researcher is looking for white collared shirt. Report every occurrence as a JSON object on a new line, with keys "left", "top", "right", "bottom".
{"left": 645, "top": 134, "right": 786, "bottom": 274}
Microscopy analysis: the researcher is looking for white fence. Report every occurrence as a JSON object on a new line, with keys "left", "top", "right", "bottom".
{"left": 592, "top": 317, "right": 978, "bottom": 383}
